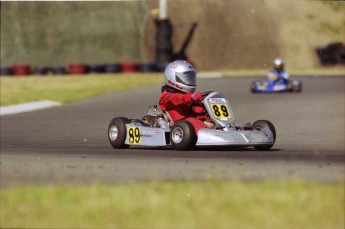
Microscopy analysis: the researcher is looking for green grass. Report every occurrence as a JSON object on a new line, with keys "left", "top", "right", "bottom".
{"left": 1, "top": 180, "right": 343, "bottom": 229}
{"left": 0, "top": 73, "right": 163, "bottom": 106}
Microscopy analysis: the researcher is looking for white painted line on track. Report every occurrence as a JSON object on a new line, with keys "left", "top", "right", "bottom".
{"left": 198, "top": 72, "right": 223, "bottom": 79}
{"left": 0, "top": 100, "right": 62, "bottom": 116}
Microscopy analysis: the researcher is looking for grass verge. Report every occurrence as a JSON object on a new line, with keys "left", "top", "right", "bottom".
{"left": 1, "top": 69, "right": 344, "bottom": 106}
{"left": 1, "top": 180, "right": 343, "bottom": 229}
{"left": 0, "top": 73, "right": 163, "bottom": 106}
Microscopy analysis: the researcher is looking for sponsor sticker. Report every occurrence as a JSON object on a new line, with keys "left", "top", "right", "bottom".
{"left": 209, "top": 98, "right": 226, "bottom": 104}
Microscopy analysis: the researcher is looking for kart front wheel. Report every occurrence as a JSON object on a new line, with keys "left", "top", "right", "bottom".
{"left": 170, "top": 121, "right": 197, "bottom": 150}
{"left": 108, "top": 117, "right": 130, "bottom": 149}
{"left": 252, "top": 120, "right": 276, "bottom": 150}
{"left": 251, "top": 81, "right": 260, "bottom": 93}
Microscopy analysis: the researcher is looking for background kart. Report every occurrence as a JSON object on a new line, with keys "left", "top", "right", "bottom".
{"left": 108, "top": 91, "right": 276, "bottom": 150}
{"left": 251, "top": 77, "right": 302, "bottom": 93}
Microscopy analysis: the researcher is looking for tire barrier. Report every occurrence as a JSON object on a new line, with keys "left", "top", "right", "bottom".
{"left": 138, "top": 62, "right": 159, "bottom": 72}
{"left": 0, "top": 66, "right": 13, "bottom": 76}
{"left": 156, "top": 62, "right": 168, "bottom": 72}
{"left": 51, "top": 66, "right": 67, "bottom": 75}
{"left": 2, "top": 61, "right": 182, "bottom": 76}
{"left": 120, "top": 62, "right": 139, "bottom": 73}
{"left": 316, "top": 42, "right": 345, "bottom": 66}
{"left": 68, "top": 63, "right": 88, "bottom": 74}
{"left": 32, "top": 66, "right": 51, "bottom": 75}
{"left": 105, "top": 63, "right": 121, "bottom": 73}
{"left": 12, "top": 64, "right": 31, "bottom": 76}
{"left": 87, "top": 64, "right": 106, "bottom": 73}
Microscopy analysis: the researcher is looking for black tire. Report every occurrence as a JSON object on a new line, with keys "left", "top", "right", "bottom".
{"left": 105, "top": 63, "right": 121, "bottom": 73}
{"left": 252, "top": 120, "right": 276, "bottom": 150}
{"left": 170, "top": 121, "right": 197, "bottom": 150}
{"left": 108, "top": 117, "right": 130, "bottom": 149}
{"left": 33, "top": 66, "right": 50, "bottom": 75}
{"left": 0, "top": 66, "right": 13, "bottom": 76}
{"left": 251, "top": 82, "right": 256, "bottom": 93}
{"left": 292, "top": 80, "right": 302, "bottom": 92}
{"left": 52, "top": 66, "right": 67, "bottom": 75}
{"left": 88, "top": 64, "right": 106, "bottom": 73}
{"left": 138, "top": 62, "right": 159, "bottom": 72}
{"left": 287, "top": 80, "right": 294, "bottom": 92}
{"left": 251, "top": 80, "right": 261, "bottom": 93}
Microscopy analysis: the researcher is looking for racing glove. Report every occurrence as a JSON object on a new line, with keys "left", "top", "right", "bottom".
{"left": 191, "top": 91, "right": 203, "bottom": 102}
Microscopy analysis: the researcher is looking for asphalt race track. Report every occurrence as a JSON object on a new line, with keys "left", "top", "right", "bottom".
{"left": 1, "top": 76, "right": 344, "bottom": 188}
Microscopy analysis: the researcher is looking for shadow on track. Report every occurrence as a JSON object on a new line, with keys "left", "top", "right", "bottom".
{"left": 107, "top": 146, "right": 344, "bottom": 164}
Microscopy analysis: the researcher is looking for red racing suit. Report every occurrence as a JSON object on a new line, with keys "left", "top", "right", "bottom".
{"left": 159, "top": 86, "right": 207, "bottom": 134}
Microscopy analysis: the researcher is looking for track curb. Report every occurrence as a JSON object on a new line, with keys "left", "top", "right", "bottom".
{"left": 0, "top": 100, "right": 62, "bottom": 116}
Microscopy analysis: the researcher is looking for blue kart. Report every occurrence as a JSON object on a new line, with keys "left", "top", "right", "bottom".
{"left": 251, "top": 72, "right": 302, "bottom": 93}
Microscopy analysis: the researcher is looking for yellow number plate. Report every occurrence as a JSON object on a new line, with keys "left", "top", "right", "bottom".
{"left": 211, "top": 104, "right": 231, "bottom": 119}
{"left": 127, "top": 127, "right": 141, "bottom": 144}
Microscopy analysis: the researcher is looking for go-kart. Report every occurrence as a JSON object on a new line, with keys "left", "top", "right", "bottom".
{"left": 108, "top": 91, "right": 276, "bottom": 150}
{"left": 251, "top": 75, "right": 302, "bottom": 93}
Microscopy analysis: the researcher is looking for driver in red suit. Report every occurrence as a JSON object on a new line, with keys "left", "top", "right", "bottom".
{"left": 159, "top": 60, "right": 214, "bottom": 134}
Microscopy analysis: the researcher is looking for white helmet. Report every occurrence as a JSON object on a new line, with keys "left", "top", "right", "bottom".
{"left": 273, "top": 58, "right": 284, "bottom": 71}
{"left": 164, "top": 60, "right": 197, "bottom": 93}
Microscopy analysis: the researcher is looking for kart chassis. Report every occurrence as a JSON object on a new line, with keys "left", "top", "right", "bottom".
{"left": 108, "top": 91, "right": 275, "bottom": 150}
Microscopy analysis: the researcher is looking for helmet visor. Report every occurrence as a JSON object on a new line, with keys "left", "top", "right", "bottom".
{"left": 175, "top": 71, "right": 196, "bottom": 86}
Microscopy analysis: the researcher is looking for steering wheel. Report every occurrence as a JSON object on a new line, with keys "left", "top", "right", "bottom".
{"left": 189, "top": 91, "right": 214, "bottom": 115}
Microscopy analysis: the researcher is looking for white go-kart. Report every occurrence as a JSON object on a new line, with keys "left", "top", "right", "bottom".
{"left": 108, "top": 91, "right": 276, "bottom": 150}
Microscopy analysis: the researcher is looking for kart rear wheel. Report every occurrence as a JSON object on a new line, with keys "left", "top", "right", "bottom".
{"left": 170, "top": 121, "right": 197, "bottom": 150}
{"left": 108, "top": 117, "right": 130, "bottom": 149}
{"left": 250, "top": 82, "right": 255, "bottom": 93}
{"left": 287, "top": 80, "right": 294, "bottom": 92}
{"left": 252, "top": 120, "right": 276, "bottom": 150}
{"left": 292, "top": 79, "right": 302, "bottom": 92}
